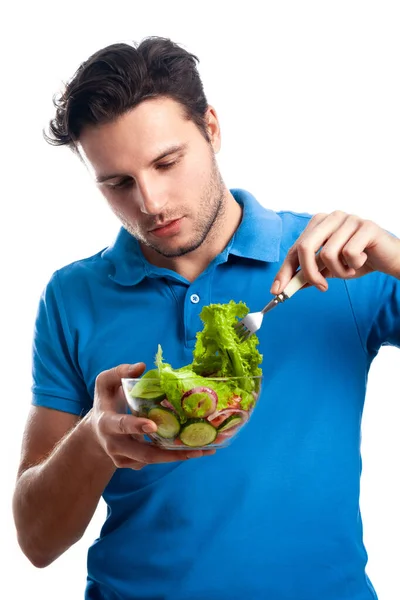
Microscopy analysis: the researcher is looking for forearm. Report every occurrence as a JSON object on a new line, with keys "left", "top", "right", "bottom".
{"left": 12, "top": 410, "right": 116, "bottom": 567}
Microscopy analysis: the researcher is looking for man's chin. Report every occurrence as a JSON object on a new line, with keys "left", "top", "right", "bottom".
{"left": 145, "top": 235, "right": 205, "bottom": 259}
{"left": 150, "top": 243, "right": 196, "bottom": 259}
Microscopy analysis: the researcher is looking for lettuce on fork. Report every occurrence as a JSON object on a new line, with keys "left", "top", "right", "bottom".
{"left": 192, "top": 300, "right": 262, "bottom": 381}
{"left": 132, "top": 300, "right": 262, "bottom": 416}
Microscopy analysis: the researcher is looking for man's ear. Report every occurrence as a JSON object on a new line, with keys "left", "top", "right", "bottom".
{"left": 205, "top": 105, "right": 221, "bottom": 153}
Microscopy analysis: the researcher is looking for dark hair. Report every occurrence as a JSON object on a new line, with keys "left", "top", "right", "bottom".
{"left": 44, "top": 36, "right": 209, "bottom": 151}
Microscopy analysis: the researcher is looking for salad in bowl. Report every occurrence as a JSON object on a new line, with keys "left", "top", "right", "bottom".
{"left": 122, "top": 300, "right": 262, "bottom": 450}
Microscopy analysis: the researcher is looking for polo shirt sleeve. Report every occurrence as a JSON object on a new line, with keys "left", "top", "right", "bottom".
{"left": 345, "top": 271, "right": 400, "bottom": 356}
{"left": 31, "top": 271, "right": 92, "bottom": 416}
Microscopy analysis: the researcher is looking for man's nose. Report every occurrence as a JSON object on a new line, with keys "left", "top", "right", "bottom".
{"left": 136, "top": 180, "right": 167, "bottom": 215}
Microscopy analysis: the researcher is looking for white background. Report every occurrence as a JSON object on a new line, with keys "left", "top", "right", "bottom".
{"left": 2, "top": 1, "right": 399, "bottom": 598}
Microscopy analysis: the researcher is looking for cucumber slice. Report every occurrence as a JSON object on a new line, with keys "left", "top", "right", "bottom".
{"left": 148, "top": 407, "right": 180, "bottom": 438}
{"left": 218, "top": 415, "right": 243, "bottom": 432}
{"left": 179, "top": 419, "right": 217, "bottom": 447}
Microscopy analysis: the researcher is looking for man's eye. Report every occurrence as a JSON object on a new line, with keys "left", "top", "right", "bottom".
{"left": 110, "top": 178, "right": 133, "bottom": 190}
{"left": 156, "top": 161, "right": 177, "bottom": 171}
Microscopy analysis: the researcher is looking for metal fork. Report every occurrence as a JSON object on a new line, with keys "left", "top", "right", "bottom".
{"left": 235, "top": 254, "right": 325, "bottom": 342}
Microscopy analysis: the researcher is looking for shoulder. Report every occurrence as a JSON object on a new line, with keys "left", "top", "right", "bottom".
{"left": 48, "top": 248, "right": 110, "bottom": 292}
{"left": 38, "top": 248, "right": 111, "bottom": 315}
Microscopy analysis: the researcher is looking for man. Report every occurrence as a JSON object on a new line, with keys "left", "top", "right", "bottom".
{"left": 12, "top": 36, "right": 400, "bottom": 600}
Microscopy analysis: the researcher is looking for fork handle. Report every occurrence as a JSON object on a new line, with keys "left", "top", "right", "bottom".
{"left": 283, "top": 253, "right": 326, "bottom": 299}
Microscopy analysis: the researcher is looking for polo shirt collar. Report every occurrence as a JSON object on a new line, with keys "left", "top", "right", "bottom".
{"left": 229, "top": 188, "right": 282, "bottom": 262}
{"left": 102, "top": 188, "right": 282, "bottom": 286}
{"left": 101, "top": 227, "right": 146, "bottom": 286}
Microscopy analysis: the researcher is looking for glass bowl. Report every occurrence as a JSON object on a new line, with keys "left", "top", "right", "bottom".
{"left": 121, "top": 375, "right": 262, "bottom": 450}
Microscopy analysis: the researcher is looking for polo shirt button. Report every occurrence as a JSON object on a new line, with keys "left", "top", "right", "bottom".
{"left": 190, "top": 293, "right": 200, "bottom": 304}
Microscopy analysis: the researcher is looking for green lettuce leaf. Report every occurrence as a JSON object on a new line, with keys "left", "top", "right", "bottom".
{"left": 192, "top": 300, "right": 262, "bottom": 384}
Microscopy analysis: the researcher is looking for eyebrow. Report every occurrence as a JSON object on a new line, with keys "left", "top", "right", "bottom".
{"left": 95, "top": 143, "right": 187, "bottom": 184}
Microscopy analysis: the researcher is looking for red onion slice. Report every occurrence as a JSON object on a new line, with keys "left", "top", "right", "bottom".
{"left": 181, "top": 386, "right": 218, "bottom": 417}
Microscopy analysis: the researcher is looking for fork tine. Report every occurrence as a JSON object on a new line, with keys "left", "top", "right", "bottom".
{"left": 241, "top": 329, "right": 253, "bottom": 342}
{"left": 234, "top": 321, "right": 253, "bottom": 342}
{"left": 234, "top": 322, "right": 247, "bottom": 335}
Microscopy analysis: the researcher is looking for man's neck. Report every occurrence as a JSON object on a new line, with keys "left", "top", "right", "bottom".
{"left": 140, "top": 190, "right": 242, "bottom": 282}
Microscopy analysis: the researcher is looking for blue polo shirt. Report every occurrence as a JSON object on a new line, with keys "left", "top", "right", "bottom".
{"left": 32, "top": 189, "right": 400, "bottom": 600}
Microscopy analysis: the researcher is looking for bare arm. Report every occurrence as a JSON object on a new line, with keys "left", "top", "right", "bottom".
{"left": 12, "top": 405, "right": 115, "bottom": 568}
{"left": 13, "top": 363, "right": 215, "bottom": 568}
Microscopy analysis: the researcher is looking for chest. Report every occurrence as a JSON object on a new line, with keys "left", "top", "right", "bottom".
{"left": 67, "top": 262, "right": 366, "bottom": 407}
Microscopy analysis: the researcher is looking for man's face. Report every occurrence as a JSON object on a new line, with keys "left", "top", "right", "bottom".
{"left": 79, "top": 97, "right": 226, "bottom": 258}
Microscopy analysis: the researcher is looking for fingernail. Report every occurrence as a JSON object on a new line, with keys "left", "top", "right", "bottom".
{"left": 142, "top": 424, "right": 156, "bottom": 433}
{"left": 129, "top": 362, "right": 145, "bottom": 371}
{"left": 318, "top": 283, "right": 328, "bottom": 292}
{"left": 271, "top": 280, "right": 280, "bottom": 295}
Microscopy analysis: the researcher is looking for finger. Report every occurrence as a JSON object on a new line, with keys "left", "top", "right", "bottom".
{"left": 301, "top": 213, "right": 330, "bottom": 233}
{"left": 271, "top": 248, "right": 299, "bottom": 294}
{"left": 340, "top": 221, "right": 376, "bottom": 271}
{"left": 273, "top": 246, "right": 330, "bottom": 294}
{"left": 301, "top": 266, "right": 333, "bottom": 289}
{"left": 275, "top": 211, "right": 348, "bottom": 292}
{"left": 295, "top": 246, "right": 329, "bottom": 291}
{"left": 295, "top": 211, "right": 351, "bottom": 288}
{"left": 111, "top": 437, "right": 216, "bottom": 467}
{"left": 124, "top": 438, "right": 216, "bottom": 464}
{"left": 318, "top": 215, "right": 363, "bottom": 277}
{"left": 270, "top": 213, "right": 328, "bottom": 294}
{"left": 112, "top": 450, "right": 215, "bottom": 470}
{"left": 95, "top": 362, "right": 146, "bottom": 406}
{"left": 99, "top": 411, "right": 159, "bottom": 436}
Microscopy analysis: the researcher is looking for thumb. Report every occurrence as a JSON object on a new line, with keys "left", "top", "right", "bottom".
{"left": 270, "top": 251, "right": 299, "bottom": 295}
{"left": 96, "top": 362, "right": 146, "bottom": 394}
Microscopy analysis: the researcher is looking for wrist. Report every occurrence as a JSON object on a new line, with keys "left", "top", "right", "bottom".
{"left": 81, "top": 410, "right": 116, "bottom": 469}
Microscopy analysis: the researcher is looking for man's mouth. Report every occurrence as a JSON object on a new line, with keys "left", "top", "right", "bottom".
{"left": 150, "top": 219, "right": 176, "bottom": 231}
{"left": 148, "top": 217, "right": 183, "bottom": 237}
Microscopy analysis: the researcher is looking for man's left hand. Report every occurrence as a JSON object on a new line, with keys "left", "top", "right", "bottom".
{"left": 271, "top": 210, "right": 400, "bottom": 295}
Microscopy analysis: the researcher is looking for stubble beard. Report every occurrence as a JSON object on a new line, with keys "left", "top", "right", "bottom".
{"left": 123, "top": 157, "right": 227, "bottom": 258}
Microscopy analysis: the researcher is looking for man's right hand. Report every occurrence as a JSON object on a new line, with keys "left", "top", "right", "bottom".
{"left": 91, "top": 363, "right": 216, "bottom": 470}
